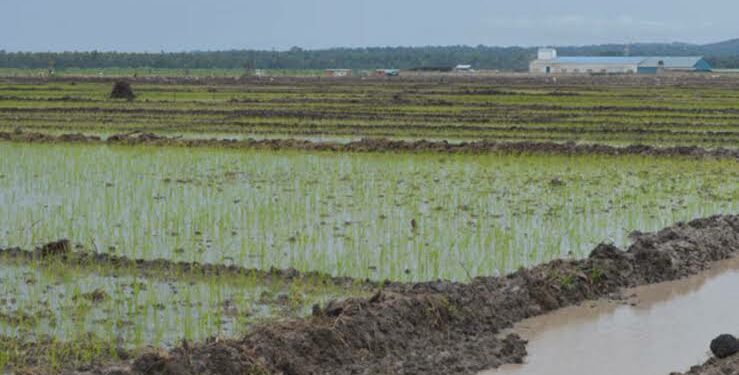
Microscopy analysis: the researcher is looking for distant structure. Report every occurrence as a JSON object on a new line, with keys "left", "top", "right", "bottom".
{"left": 537, "top": 48, "right": 557, "bottom": 60}
{"left": 454, "top": 64, "right": 474, "bottom": 72}
{"left": 374, "top": 69, "right": 400, "bottom": 77}
{"left": 325, "top": 69, "right": 353, "bottom": 77}
{"left": 530, "top": 48, "right": 712, "bottom": 74}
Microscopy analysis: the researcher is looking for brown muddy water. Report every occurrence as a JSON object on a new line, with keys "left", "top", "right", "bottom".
{"left": 481, "top": 256, "right": 739, "bottom": 375}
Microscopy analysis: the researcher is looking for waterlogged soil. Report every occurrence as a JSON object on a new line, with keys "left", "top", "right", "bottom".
{"left": 481, "top": 256, "right": 739, "bottom": 375}
{"left": 1, "top": 130, "right": 738, "bottom": 158}
{"left": 63, "top": 214, "right": 739, "bottom": 375}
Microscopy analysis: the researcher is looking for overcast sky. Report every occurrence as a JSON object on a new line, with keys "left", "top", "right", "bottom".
{"left": 2, "top": 0, "right": 737, "bottom": 52}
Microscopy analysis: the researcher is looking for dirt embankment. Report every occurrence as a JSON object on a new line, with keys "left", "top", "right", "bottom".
{"left": 1, "top": 131, "right": 738, "bottom": 159}
{"left": 62, "top": 214, "right": 739, "bottom": 375}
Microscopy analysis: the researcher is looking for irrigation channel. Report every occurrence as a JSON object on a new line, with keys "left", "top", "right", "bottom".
{"left": 481, "top": 256, "right": 739, "bottom": 375}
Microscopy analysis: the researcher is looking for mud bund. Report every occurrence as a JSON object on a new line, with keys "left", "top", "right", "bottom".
{"left": 1, "top": 131, "right": 738, "bottom": 159}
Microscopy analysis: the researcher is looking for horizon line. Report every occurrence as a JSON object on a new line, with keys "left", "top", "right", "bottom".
{"left": 1, "top": 38, "right": 737, "bottom": 54}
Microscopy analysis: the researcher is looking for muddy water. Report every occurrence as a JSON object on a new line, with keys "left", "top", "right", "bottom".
{"left": 481, "top": 256, "right": 739, "bottom": 375}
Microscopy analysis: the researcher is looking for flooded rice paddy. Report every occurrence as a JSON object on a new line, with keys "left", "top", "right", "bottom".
{"left": 1, "top": 142, "right": 737, "bottom": 282}
{"left": 481, "top": 256, "right": 739, "bottom": 375}
{"left": 0, "top": 255, "right": 358, "bottom": 351}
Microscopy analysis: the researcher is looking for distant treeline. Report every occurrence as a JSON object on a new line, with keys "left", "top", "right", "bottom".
{"left": 2, "top": 40, "right": 738, "bottom": 71}
{"left": 0, "top": 47, "right": 534, "bottom": 71}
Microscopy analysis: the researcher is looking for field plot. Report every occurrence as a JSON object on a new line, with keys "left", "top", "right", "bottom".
{"left": 1, "top": 142, "right": 735, "bottom": 282}
{"left": 0, "top": 75, "right": 739, "bottom": 147}
{"left": 0, "top": 256, "right": 356, "bottom": 348}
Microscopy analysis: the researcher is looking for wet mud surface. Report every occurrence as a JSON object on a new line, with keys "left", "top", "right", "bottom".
{"left": 58, "top": 214, "right": 739, "bottom": 375}
{"left": 1, "top": 130, "right": 738, "bottom": 159}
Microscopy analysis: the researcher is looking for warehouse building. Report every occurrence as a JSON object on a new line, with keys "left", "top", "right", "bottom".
{"left": 529, "top": 48, "right": 712, "bottom": 74}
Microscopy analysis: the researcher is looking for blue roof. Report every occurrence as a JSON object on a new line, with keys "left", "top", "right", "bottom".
{"left": 551, "top": 57, "right": 645, "bottom": 64}
{"left": 544, "top": 56, "right": 709, "bottom": 69}
{"left": 638, "top": 57, "right": 706, "bottom": 68}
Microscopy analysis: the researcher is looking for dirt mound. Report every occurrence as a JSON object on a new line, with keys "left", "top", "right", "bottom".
{"left": 59, "top": 133, "right": 101, "bottom": 142}
{"left": 65, "top": 215, "right": 738, "bottom": 375}
{"left": 39, "top": 239, "right": 70, "bottom": 257}
{"left": 107, "top": 132, "right": 166, "bottom": 144}
{"left": 247, "top": 292, "right": 526, "bottom": 375}
{"left": 110, "top": 81, "right": 136, "bottom": 100}
{"left": 128, "top": 341, "right": 266, "bottom": 375}
{"left": 0, "top": 130, "right": 99, "bottom": 143}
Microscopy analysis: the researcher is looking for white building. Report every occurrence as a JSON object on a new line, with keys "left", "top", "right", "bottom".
{"left": 529, "top": 48, "right": 712, "bottom": 74}
{"left": 537, "top": 48, "right": 557, "bottom": 60}
{"left": 454, "top": 64, "right": 474, "bottom": 72}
